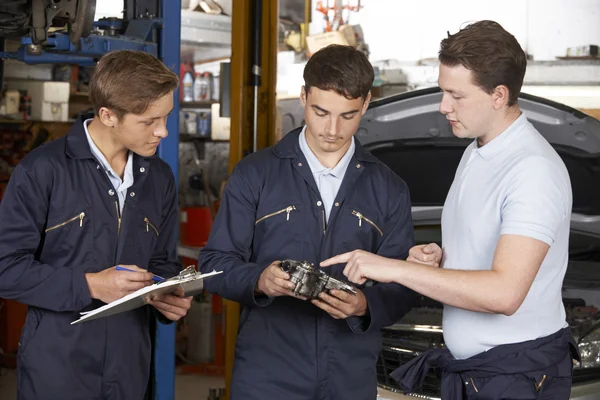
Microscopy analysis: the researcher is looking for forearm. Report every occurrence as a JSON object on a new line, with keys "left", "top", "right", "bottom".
{"left": 198, "top": 250, "right": 268, "bottom": 307}
{"left": 0, "top": 256, "right": 92, "bottom": 312}
{"left": 393, "top": 260, "right": 517, "bottom": 315}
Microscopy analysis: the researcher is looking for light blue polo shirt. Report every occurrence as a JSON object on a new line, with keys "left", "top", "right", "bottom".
{"left": 441, "top": 113, "right": 572, "bottom": 359}
{"left": 83, "top": 119, "right": 134, "bottom": 213}
{"left": 298, "top": 126, "right": 355, "bottom": 221}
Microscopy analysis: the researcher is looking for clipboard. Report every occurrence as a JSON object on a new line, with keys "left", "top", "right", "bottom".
{"left": 71, "top": 266, "right": 223, "bottom": 325}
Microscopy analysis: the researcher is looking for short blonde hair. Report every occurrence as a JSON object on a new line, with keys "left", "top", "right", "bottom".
{"left": 89, "top": 50, "right": 179, "bottom": 119}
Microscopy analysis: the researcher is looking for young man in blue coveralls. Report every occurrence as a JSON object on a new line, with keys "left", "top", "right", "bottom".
{"left": 0, "top": 50, "right": 192, "bottom": 400}
{"left": 198, "top": 44, "right": 417, "bottom": 400}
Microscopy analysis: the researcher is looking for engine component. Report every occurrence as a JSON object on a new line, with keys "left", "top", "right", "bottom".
{"left": 280, "top": 259, "right": 357, "bottom": 299}
{"left": 69, "top": 0, "right": 97, "bottom": 44}
{"left": 27, "top": 0, "right": 97, "bottom": 45}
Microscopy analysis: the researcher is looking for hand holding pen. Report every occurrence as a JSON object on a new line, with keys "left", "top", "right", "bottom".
{"left": 84, "top": 264, "right": 157, "bottom": 304}
{"left": 116, "top": 265, "right": 165, "bottom": 283}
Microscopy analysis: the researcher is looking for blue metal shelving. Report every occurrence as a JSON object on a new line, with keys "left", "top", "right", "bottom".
{"left": 155, "top": 0, "right": 182, "bottom": 399}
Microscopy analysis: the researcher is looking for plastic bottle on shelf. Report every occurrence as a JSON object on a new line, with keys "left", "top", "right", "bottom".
{"left": 197, "top": 111, "right": 210, "bottom": 137}
{"left": 193, "top": 72, "right": 203, "bottom": 102}
{"left": 203, "top": 72, "right": 213, "bottom": 101}
{"left": 197, "top": 72, "right": 209, "bottom": 101}
{"left": 212, "top": 74, "right": 220, "bottom": 101}
{"left": 182, "top": 70, "right": 194, "bottom": 102}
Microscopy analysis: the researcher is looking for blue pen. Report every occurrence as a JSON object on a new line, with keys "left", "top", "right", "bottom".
{"left": 116, "top": 266, "right": 165, "bottom": 283}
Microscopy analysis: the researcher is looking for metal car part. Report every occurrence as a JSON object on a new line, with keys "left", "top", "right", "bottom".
{"left": 70, "top": 0, "right": 97, "bottom": 44}
{"left": 280, "top": 259, "right": 357, "bottom": 299}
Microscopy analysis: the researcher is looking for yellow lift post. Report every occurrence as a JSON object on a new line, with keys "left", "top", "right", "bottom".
{"left": 224, "top": 0, "right": 279, "bottom": 398}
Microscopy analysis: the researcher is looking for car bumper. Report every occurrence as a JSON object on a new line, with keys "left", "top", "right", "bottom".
{"left": 376, "top": 385, "right": 438, "bottom": 400}
{"left": 571, "top": 380, "right": 600, "bottom": 399}
{"left": 376, "top": 380, "right": 600, "bottom": 400}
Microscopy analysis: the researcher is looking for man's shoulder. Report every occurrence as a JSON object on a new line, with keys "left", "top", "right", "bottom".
{"left": 507, "top": 129, "right": 569, "bottom": 180}
{"left": 231, "top": 145, "right": 281, "bottom": 178}
{"left": 18, "top": 136, "right": 67, "bottom": 174}
{"left": 502, "top": 130, "right": 572, "bottom": 206}
{"left": 146, "top": 155, "right": 175, "bottom": 179}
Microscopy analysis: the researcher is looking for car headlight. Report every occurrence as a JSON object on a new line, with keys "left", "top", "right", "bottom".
{"left": 578, "top": 326, "right": 600, "bottom": 368}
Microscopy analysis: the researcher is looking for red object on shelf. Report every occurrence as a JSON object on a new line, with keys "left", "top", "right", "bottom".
{"left": 179, "top": 207, "right": 213, "bottom": 247}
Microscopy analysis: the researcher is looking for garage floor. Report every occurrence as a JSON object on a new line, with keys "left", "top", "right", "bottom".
{"left": 0, "top": 367, "right": 225, "bottom": 400}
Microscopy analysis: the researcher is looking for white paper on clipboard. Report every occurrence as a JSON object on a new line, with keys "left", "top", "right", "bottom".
{"left": 71, "top": 267, "right": 222, "bottom": 325}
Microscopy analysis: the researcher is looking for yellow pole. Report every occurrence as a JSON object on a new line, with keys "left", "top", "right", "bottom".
{"left": 225, "top": 1, "right": 279, "bottom": 398}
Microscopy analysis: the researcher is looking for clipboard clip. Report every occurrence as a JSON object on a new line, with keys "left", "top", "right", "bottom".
{"left": 177, "top": 265, "right": 199, "bottom": 281}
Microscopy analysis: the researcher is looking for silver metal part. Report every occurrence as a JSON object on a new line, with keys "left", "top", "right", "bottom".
{"left": 178, "top": 265, "right": 198, "bottom": 280}
{"left": 280, "top": 259, "right": 357, "bottom": 299}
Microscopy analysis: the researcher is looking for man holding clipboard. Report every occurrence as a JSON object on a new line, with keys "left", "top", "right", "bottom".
{"left": 0, "top": 51, "right": 192, "bottom": 400}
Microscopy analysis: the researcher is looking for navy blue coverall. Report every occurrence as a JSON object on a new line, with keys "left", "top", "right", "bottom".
{"left": 393, "top": 327, "right": 579, "bottom": 399}
{"left": 198, "top": 128, "right": 417, "bottom": 400}
{"left": 0, "top": 115, "right": 181, "bottom": 400}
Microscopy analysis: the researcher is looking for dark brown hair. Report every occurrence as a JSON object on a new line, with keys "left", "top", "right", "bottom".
{"left": 439, "top": 20, "right": 527, "bottom": 106}
{"left": 304, "top": 44, "right": 374, "bottom": 100}
{"left": 89, "top": 50, "right": 179, "bottom": 119}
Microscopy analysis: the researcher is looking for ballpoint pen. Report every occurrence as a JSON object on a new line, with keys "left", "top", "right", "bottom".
{"left": 115, "top": 266, "right": 165, "bottom": 283}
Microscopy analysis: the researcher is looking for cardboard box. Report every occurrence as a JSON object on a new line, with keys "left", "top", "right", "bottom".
{"left": 4, "top": 80, "right": 70, "bottom": 121}
{"left": 210, "top": 103, "right": 230, "bottom": 141}
{"left": 306, "top": 30, "right": 349, "bottom": 55}
{"left": 0, "top": 90, "right": 20, "bottom": 115}
{"left": 305, "top": 25, "right": 359, "bottom": 55}
{"left": 339, "top": 25, "right": 358, "bottom": 47}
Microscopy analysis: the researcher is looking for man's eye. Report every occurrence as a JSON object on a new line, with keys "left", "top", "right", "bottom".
{"left": 452, "top": 96, "right": 462, "bottom": 100}
{"left": 144, "top": 120, "right": 154, "bottom": 126}
{"left": 316, "top": 113, "right": 327, "bottom": 118}
{"left": 342, "top": 114, "right": 355, "bottom": 120}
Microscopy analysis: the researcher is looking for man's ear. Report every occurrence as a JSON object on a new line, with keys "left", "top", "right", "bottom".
{"left": 300, "top": 86, "right": 307, "bottom": 108}
{"left": 492, "top": 85, "right": 510, "bottom": 110}
{"left": 98, "top": 107, "right": 119, "bottom": 128}
{"left": 361, "top": 92, "right": 372, "bottom": 115}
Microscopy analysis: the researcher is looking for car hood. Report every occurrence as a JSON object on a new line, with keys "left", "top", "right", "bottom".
{"left": 357, "top": 87, "right": 600, "bottom": 237}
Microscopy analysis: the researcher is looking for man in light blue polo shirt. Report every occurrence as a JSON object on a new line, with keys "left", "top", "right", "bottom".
{"left": 322, "top": 21, "right": 578, "bottom": 399}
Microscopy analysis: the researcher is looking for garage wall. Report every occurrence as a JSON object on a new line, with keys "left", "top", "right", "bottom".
{"left": 310, "top": 0, "right": 600, "bottom": 62}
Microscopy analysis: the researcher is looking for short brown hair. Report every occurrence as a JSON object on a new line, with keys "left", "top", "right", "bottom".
{"left": 439, "top": 20, "right": 526, "bottom": 106}
{"left": 89, "top": 50, "right": 179, "bottom": 118}
{"left": 304, "top": 44, "right": 374, "bottom": 100}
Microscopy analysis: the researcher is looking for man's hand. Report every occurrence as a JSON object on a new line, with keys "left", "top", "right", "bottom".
{"left": 147, "top": 287, "right": 192, "bottom": 321}
{"left": 312, "top": 289, "right": 368, "bottom": 319}
{"left": 321, "top": 250, "right": 402, "bottom": 285}
{"left": 85, "top": 265, "right": 154, "bottom": 304}
{"left": 408, "top": 243, "right": 442, "bottom": 268}
{"left": 256, "top": 261, "right": 307, "bottom": 300}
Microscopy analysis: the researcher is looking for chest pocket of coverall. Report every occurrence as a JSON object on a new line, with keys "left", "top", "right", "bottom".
{"left": 136, "top": 206, "right": 161, "bottom": 267}
{"left": 339, "top": 202, "right": 385, "bottom": 253}
{"left": 254, "top": 202, "right": 305, "bottom": 256}
{"left": 43, "top": 197, "right": 93, "bottom": 260}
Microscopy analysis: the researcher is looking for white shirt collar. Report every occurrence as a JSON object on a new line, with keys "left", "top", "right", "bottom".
{"left": 83, "top": 118, "right": 134, "bottom": 187}
{"left": 298, "top": 125, "right": 355, "bottom": 179}
{"left": 476, "top": 113, "right": 528, "bottom": 161}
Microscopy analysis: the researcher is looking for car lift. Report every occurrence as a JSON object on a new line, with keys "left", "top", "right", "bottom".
{"left": 0, "top": 0, "right": 181, "bottom": 398}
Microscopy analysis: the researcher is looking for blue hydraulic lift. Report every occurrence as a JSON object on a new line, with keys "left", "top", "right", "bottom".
{"left": 156, "top": 1, "right": 181, "bottom": 398}
{"left": 0, "top": 1, "right": 182, "bottom": 398}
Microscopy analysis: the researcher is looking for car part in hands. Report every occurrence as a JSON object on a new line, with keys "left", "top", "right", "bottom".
{"left": 280, "top": 259, "right": 357, "bottom": 299}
